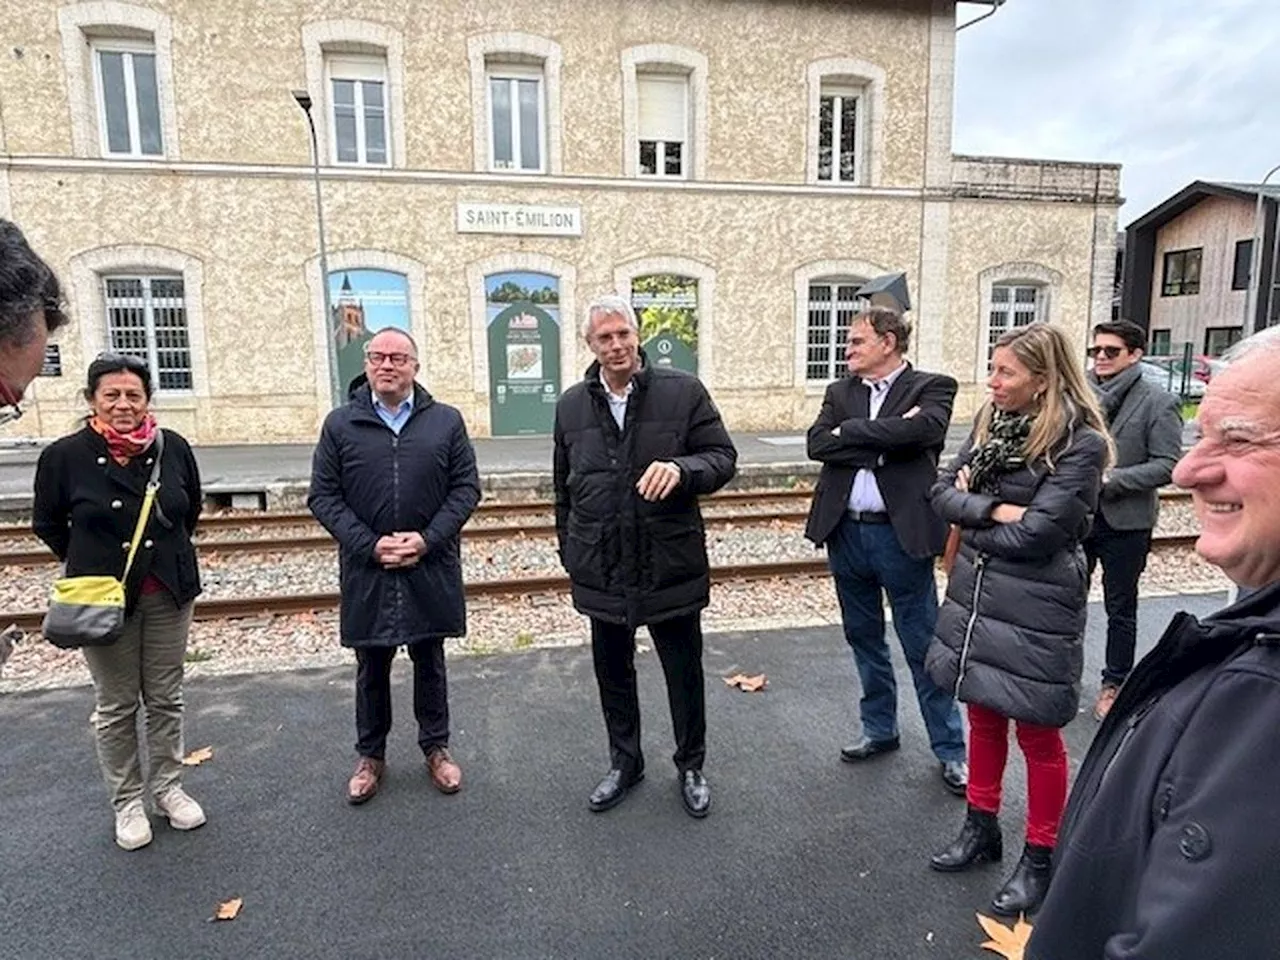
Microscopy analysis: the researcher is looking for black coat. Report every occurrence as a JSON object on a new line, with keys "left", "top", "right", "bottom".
{"left": 32, "top": 426, "right": 203, "bottom": 612}
{"left": 308, "top": 384, "right": 481, "bottom": 647}
{"left": 1029, "top": 582, "right": 1280, "bottom": 960}
{"left": 804, "top": 365, "right": 956, "bottom": 558}
{"left": 553, "top": 360, "right": 737, "bottom": 627}
{"left": 924, "top": 423, "right": 1107, "bottom": 727}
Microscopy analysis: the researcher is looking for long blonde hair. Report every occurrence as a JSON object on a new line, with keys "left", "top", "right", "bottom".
{"left": 975, "top": 322, "right": 1115, "bottom": 471}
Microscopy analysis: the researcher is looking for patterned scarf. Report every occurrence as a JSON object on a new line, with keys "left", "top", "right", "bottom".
{"left": 967, "top": 409, "right": 1034, "bottom": 495}
{"left": 90, "top": 414, "right": 158, "bottom": 466}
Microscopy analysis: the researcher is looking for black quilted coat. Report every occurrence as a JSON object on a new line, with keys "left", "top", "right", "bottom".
{"left": 925, "top": 421, "right": 1107, "bottom": 727}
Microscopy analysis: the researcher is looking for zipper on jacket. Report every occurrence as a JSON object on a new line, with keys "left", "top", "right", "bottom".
{"left": 391, "top": 433, "right": 403, "bottom": 629}
{"left": 1097, "top": 694, "right": 1159, "bottom": 789}
{"left": 954, "top": 553, "right": 987, "bottom": 699}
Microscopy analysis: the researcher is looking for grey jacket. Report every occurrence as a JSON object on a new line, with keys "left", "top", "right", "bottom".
{"left": 1092, "top": 370, "right": 1182, "bottom": 531}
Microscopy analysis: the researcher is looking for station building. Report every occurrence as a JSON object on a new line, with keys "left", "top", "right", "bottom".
{"left": 1, "top": 0, "right": 1120, "bottom": 442}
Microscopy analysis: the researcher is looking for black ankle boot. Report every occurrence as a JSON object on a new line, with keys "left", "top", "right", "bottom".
{"left": 929, "top": 806, "right": 1003, "bottom": 872}
{"left": 990, "top": 843, "right": 1053, "bottom": 917}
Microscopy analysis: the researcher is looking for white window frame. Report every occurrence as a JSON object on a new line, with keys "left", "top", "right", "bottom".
{"left": 984, "top": 283, "right": 1046, "bottom": 366}
{"left": 468, "top": 34, "right": 562, "bottom": 175}
{"left": 636, "top": 73, "right": 689, "bottom": 180}
{"left": 816, "top": 82, "right": 864, "bottom": 184}
{"left": 805, "top": 59, "right": 885, "bottom": 187}
{"left": 485, "top": 64, "right": 546, "bottom": 174}
{"left": 804, "top": 278, "right": 870, "bottom": 383}
{"left": 621, "top": 45, "right": 708, "bottom": 181}
{"left": 102, "top": 273, "right": 194, "bottom": 394}
{"left": 91, "top": 39, "right": 163, "bottom": 158}
{"left": 975, "top": 263, "right": 1062, "bottom": 383}
{"left": 58, "top": 3, "right": 180, "bottom": 160}
{"left": 324, "top": 54, "right": 390, "bottom": 167}
{"left": 793, "top": 259, "right": 888, "bottom": 388}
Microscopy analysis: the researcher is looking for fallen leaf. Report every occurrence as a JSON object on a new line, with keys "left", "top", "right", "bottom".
{"left": 722, "top": 673, "right": 768, "bottom": 693}
{"left": 182, "top": 746, "right": 214, "bottom": 766}
{"left": 212, "top": 898, "right": 243, "bottom": 921}
{"left": 977, "top": 913, "right": 1033, "bottom": 960}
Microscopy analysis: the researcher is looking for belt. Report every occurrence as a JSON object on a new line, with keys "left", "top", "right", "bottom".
{"left": 847, "top": 510, "right": 891, "bottom": 525}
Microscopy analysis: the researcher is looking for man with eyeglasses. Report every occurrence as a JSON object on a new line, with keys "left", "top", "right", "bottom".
{"left": 1083, "top": 320, "right": 1182, "bottom": 719}
{"left": 0, "top": 218, "right": 69, "bottom": 426}
{"left": 308, "top": 327, "right": 481, "bottom": 805}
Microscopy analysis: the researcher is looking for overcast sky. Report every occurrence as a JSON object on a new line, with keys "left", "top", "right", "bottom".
{"left": 952, "top": 0, "right": 1280, "bottom": 226}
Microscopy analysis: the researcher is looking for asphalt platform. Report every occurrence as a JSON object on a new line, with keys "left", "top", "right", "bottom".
{"left": 0, "top": 591, "right": 1227, "bottom": 960}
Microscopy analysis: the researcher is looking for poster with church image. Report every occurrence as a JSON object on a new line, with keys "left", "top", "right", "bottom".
{"left": 632, "top": 274, "right": 698, "bottom": 375}
{"left": 327, "top": 269, "right": 412, "bottom": 398}
{"left": 486, "top": 271, "right": 561, "bottom": 436}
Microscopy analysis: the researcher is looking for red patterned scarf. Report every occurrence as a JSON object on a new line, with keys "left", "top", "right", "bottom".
{"left": 90, "top": 414, "right": 158, "bottom": 466}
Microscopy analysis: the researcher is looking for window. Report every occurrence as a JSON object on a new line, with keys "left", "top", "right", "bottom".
{"left": 1232, "top": 239, "right": 1253, "bottom": 291}
{"left": 487, "top": 65, "right": 544, "bottom": 173}
{"left": 93, "top": 41, "right": 163, "bottom": 157}
{"left": 637, "top": 73, "right": 688, "bottom": 178}
{"left": 1204, "top": 326, "right": 1243, "bottom": 357}
{"left": 1162, "top": 248, "right": 1202, "bottom": 297}
{"left": 986, "top": 284, "right": 1043, "bottom": 364}
{"left": 805, "top": 281, "right": 867, "bottom": 381}
{"left": 818, "top": 83, "right": 861, "bottom": 183}
{"left": 326, "top": 56, "right": 388, "bottom": 165}
{"left": 103, "top": 275, "right": 192, "bottom": 390}
{"left": 1149, "top": 329, "right": 1172, "bottom": 356}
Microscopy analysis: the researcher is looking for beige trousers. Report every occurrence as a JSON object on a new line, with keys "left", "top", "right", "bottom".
{"left": 82, "top": 591, "right": 194, "bottom": 811}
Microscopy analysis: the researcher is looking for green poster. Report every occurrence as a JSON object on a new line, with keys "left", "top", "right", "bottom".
{"left": 486, "top": 272, "right": 561, "bottom": 436}
{"left": 633, "top": 274, "right": 698, "bottom": 375}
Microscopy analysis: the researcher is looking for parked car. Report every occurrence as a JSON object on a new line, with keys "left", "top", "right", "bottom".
{"left": 1138, "top": 359, "right": 1205, "bottom": 399}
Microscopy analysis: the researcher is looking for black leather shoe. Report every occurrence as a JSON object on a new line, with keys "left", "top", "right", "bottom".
{"left": 839, "top": 736, "right": 901, "bottom": 763}
{"left": 929, "top": 806, "right": 1003, "bottom": 872}
{"left": 680, "top": 769, "right": 711, "bottom": 819}
{"left": 940, "top": 760, "right": 969, "bottom": 797}
{"left": 588, "top": 769, "right": 643, "bottom": 813}
{"left": 990, "top": 843, "right": 1053, "bottom": 917}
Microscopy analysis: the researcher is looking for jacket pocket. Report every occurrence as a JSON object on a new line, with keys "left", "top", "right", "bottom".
{"left": 563, "top": 516, "right": 608, "bottom": 591}
{"left": 644, "top": 516, "right": 707, "bottom": 591}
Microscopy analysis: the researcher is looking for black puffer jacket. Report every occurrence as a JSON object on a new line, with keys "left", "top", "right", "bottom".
{"left": 925, "top": 422, "right": 1107, "bottom": 727}
{"left": 553, "top": 359, "right": 737, "bottom": 627}
{"left": 308, "top": 382, "right": 481, "bottom": 647}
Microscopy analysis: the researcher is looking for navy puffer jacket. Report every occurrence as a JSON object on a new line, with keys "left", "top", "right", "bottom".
{"left": 925, "top": 421, "right": 1107, "bottom": 727}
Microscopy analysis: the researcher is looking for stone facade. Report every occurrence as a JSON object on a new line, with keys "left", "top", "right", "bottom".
{"left": 1, "top": 0, "right": 1119, "bottom": 442}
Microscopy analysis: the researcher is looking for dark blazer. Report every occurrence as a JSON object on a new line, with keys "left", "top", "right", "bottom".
{"left": 804, "top": 364, "right": 956, "bottom": 559}
{"left": 1028, "top": 582, "right": 1280, "bottom": 959}
{"left": 308, "top": 383, "right": 481, "bottom": 648}
{"left": 1091, "top": 372, "right": 1182, "bottom": 531}
{"left": 32, "top": 426, "right": 203, "bottom": 612}
{"left": 553, "top": 360, "right": 737, "bottom": 628}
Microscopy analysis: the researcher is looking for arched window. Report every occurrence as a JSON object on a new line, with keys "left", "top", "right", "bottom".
{"left": 621, "top": 45, "right": 708, "bottom": 180}
{"left": 793, "top": 259, "right": 888, "bottom": 385}
{"left": 805, "top": 58, "right": 886, "bottom": 186}
{"left": 976, "top": 262, "right": 1062, "bottom": 379}
{"left": 468, "top": 33, "right": 563, "bottom": 175}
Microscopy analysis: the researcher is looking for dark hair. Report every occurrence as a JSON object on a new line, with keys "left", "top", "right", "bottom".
{"left": 1091, "top": 319, "right": 1146, "bottom": 352}
{"left": 0, "top": 218, "right": 69, "bottom": 345}
{"left": 85, "top": 353, "right": 153, "bottom": 400}
{"left": 855, "top": 305, "right": 912, "bottom": 354}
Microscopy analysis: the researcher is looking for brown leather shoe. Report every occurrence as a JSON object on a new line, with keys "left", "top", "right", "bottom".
{"left": 1093, "top": 684, "right": 1120, "bottom": 721}
{"left": 347, "top": 756, "right": 384, "bottom": 805}
{"left": 426, "top": 747, "right": 462, "bottom": 794}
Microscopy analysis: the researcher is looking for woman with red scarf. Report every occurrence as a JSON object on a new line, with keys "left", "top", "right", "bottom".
{"left": 34, "top": 354, "right": 205, "bottom": 851}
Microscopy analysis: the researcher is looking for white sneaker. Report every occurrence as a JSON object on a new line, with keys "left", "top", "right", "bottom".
{"left": 115, "top": 800, "right": 153, "bottom": 851}
{"left": 155, "top": 787, "right": 207, "bottom": 831}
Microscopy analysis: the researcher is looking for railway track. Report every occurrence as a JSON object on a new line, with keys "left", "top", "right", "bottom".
{"left": 0, "top": 534, "right": 1202, "bottom": 633}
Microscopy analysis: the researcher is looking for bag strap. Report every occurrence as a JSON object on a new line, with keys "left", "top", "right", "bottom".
{"left": 122, "top": 431, "right": 164, "bottom": 581}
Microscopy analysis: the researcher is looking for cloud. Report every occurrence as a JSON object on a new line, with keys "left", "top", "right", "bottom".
{"left": 953, "top": 0, "right": 1280, "bottom": 222}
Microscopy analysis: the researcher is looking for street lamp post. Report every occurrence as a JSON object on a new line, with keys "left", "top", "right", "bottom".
{"left": 1244, "top": 162, "right": 1280, "bottom": 334}
{"left": 293, "top": 89, "right": 340, "bottom": 408}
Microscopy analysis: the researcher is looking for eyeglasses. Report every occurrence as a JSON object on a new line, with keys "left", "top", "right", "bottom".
{"left": 364, "top": 351, "right": 415, "bottom": 368}
{"left": 94, "top": 351, "right": 149, "bottom": 371}
{"left": 1086, "top": 345, "right": 1125, "bottom": 360}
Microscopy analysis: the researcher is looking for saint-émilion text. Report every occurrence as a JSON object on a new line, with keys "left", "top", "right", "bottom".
{"left": 456, "top": 202, "right": 583, "bottom": 237}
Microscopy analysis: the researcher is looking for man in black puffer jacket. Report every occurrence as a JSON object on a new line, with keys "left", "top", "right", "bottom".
{"left": 1029, "top": 325, "right": 1280, "bottom": 958}
{"left": 554, "top": 294, "right": 736, "bottom": 819}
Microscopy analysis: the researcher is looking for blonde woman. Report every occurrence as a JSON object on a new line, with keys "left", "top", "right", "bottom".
{"left": 924, "top": 323, "right": 1112, "bottom": 917}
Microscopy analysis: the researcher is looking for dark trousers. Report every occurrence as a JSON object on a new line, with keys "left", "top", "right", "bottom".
{"left": 591, "top": 613, "right": 707, "bottom": 776}
{"left": 1084, "top": 514, "right": 1151, "bottom": 686}
{"left": 825, "top": 515, "right": 966, "bottom": 763}
{"left": 354, "top": 640, "right": 449, "bottom": 760}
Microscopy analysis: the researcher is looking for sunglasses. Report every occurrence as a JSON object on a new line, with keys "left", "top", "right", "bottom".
{"left": 1086, "top": 345, "right": 1125, "bottom": 360}
{"left": 95, "top": 351, "right": 150, "bottom": 371}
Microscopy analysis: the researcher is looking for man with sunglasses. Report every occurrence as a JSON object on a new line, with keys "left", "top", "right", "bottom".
{"left": 0, "top": 218, "right": 69, "bottom": 425}
{"left": 309, "top": 327, "right": 481, "bottom": 805}
{"left": 1084, "top": 320, "right": 1182, "bottom": 719}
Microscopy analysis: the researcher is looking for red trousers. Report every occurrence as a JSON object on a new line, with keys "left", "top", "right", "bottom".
{"left": 966, "top": 702, "right": 1067, "bottom": 848}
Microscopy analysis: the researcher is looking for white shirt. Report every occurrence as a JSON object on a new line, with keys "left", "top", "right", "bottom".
{"left": 600, "top": 371, "right": 635, "bottom": 429}
{"left": 847, "top": 362, "right": 907, "bottom": 513}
